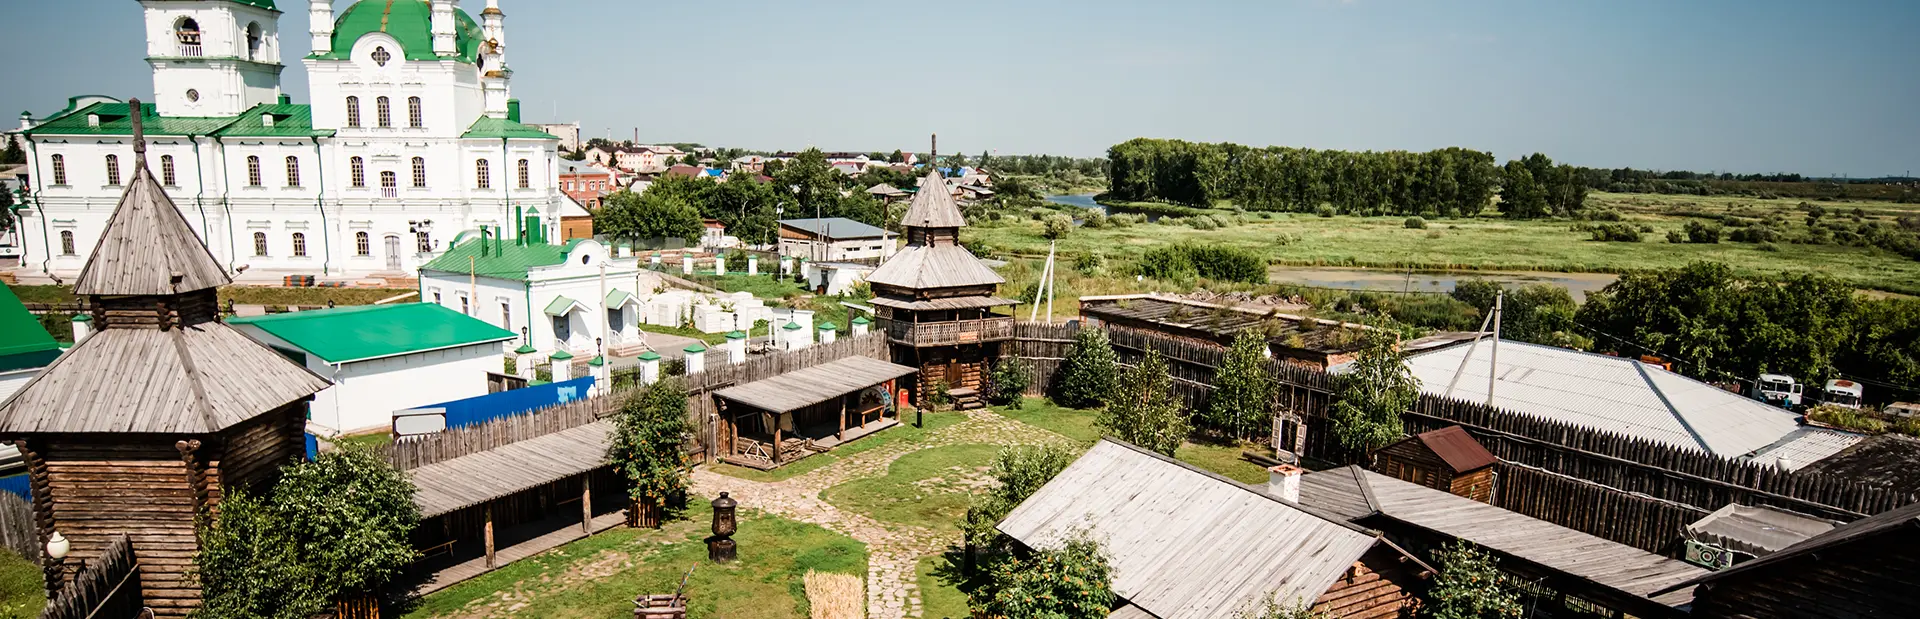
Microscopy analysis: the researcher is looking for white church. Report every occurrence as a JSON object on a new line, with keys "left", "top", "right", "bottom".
{"left": 10, "top": 0, "right": 573, "bottom": 281}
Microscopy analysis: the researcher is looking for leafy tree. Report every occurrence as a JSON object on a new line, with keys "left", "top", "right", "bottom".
{"left": 943, "top": 153, "right": 970, "bottom": 175}
{"left": 1, "top": 138, "right": 23, "bottom": 165}
{"left": 195, "top": 446, "right": 419, "bottom": 618}
{"left": 833, "top": 189, "right": 887, "bottom": 227}
{"left": 607, "top": 378, "right": 694, "bottom": 510}
{"left": 978, "top": 149, "right": 992, "bottom": 170}
{"left": 772, "top": 148, "right": 844, "bottom": 221}
{"left": 1208, "top": 331, "right": 1275, "bottom": 440}
{"left": 1497, "top": 161, "right": 1549, "bottom": 219}
{"left": 888, "top": 149, "right": 905, "bottom": 164}
{"left": 596, "top": 189, "right": 703, "bottom": 243}
{"left": 1042, "top": 214, "right": 1074, "bottom": 240}
{"left": 961, "top": 444, "right": 1078, "bottom": 549}
{"left": 1425, "top": 541, "right": 1523, "bottom": 619}
{"left": 987, "top": 356, "right": 1033, "bottom": 407}
{"left": 970, "top": 532, "right": 1114, "bottom": 619}
{"left": 0, "top": 190, "right": 13, "bottom": 236}
{"left": 1330, "top": 330, "right": 1413, "bottom": 455}
{"left": 1450, "top": 281, "right": 1591, "bottom": 350}
{"left": 1099, "top": 349, "right": 1189, "bottom": 456}
{"left": 1054, "top": 328, "right": 1118, "bottom": 408}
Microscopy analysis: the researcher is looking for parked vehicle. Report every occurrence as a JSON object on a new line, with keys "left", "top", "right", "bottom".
{"left": 1752, "top": 374, "right": 1803, "bottom": 408}
{"left": 1821, "top": 379, "right": 1864, "bottom": 410}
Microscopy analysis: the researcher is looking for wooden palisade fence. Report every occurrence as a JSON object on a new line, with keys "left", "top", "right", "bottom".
{"left": 1007, "top": 320, "right": 1918, "bottom": 553}
{"left": 41, "top": 534, "right": 143, "bottom": 619}
{"left": 0, "top": 492, "right": 36, "bottom": 561}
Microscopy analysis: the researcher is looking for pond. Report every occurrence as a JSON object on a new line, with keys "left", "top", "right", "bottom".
{"left": 1267, "top": 266, "right": 1620, "bottom": 300}
{"left": 1044, "top": 194, "right": 1102, "bottom": 211}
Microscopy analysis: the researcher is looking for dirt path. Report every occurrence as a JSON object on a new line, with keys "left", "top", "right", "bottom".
{"left": 690, "top": 410, "right": 1072, "bottom": 619}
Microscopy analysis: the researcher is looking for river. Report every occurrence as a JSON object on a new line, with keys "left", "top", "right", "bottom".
{"left": 1045, "top": 194, "right": 1102, "bottom": 211}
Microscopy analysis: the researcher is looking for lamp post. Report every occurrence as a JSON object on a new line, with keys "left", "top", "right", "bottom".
{"left": 44, "top": 530, "right": 69, "bottom": 596}
{"left": 709, "top": 493, "right": 737, "bottom": 563}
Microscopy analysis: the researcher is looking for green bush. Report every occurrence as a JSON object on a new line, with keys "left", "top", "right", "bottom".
{"left": 1137, "top": 244, "right": 1268, "bottom": 284}
{"left": 1188, "top": 215, "right": 1220, "bottom": 230}
{"left": 1053, "top": 329, "right": 1118, "bottom": 408}
{"left": 987, "top": 356, "right": 1033, "bottom": 407}
{"left": 970, "top": 533, "right": 1113, "bottom": 619}
{"left": 1666, "top": 231, "right": 1686, "bottom": 244}
{"left": 609, "top": 378, "right": 694, "bottom": 508}
{"left": 1729, "top": 225, "right": 1780, "bottom": 243}
{"left": 1404, "top": 216, "right": 1427, "bottom": 229}
{"left": 1315, "top": 205, "right": 1337, "bottom": 218}
{"left": 1685, "top": 220, "right": 1723, "bottom": 243}
{"left": 1589, "top": 223, "right": 1642, "bottom": 242}
{"left": 1206, "top": 332, "right": 1275, "bottom": 440}
{"left": 1043, "top": 214, "right": 1074, "bottom": 240}
{"left": 1074, "top": 252, "right": 1105, "bottom": 276}
{"left": 1081, "top": 209, "right": 1110, "bottom": 229}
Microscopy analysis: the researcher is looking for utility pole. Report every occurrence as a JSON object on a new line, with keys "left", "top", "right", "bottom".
{"left": 1487, "top": 290, "right": 1503, "bottom": 407}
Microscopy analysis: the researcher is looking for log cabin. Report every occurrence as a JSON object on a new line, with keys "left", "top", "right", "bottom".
{"left": 1371, "top": 426, "right": 1498, "bottom": 503}
{"left": 0, "top": 102, "right": 331, "bottom": 617}
{"left": 997, "top": 439, "right": 1430, "bottom": 619}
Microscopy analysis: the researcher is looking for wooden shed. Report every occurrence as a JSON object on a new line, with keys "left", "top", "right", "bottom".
{"left": 0, "top": 106, "right": 331, "bottom": 617}
{"left": 1664, "top": 500, "right": 1920, "bottom": 619}
{"left": 1372, "top": 426, "right": 1497, "bottom": 503}
{"left": 711, "top": 356, "right": 916, "bottom": 469}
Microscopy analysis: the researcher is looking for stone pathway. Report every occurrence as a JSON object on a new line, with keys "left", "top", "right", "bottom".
{"left": 690, "top": 410, "right": 1072, "bottom": 619}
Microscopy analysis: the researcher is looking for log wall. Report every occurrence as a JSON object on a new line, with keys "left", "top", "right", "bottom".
{"left": 29, "top": 438, "right": 203, "bottom": 617}
{"left": 41, "top": 534, "right": 143, "bottom": 619}
{"left": 1310, "top": 547, "right": 1423, "bottom": 619}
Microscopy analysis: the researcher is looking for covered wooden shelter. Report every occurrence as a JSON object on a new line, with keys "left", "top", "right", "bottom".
{"left": 1371, "top": 426, "right": 1498, "bottom": 503}
{"left": 712, "top": 356, "right": 916, "bottom": 469}
{"left": 0, "top": 102, "right": 331, "bottom": 617}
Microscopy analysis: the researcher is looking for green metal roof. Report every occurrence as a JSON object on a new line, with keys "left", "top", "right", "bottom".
{"left": 514, "top": 343, "right": 537, "bottom": 354}
{"left": 605, "top": 289, "right": 634, "bottom": 308}
{"left": 419, "top": 238, "right": 572, "bottom": 281}
{"left": 463, "top": 116, "right": 559, "bottom": 140}
{"left": 684, "top": 343, "right": 708, "bottom": 353}
{"left": 213, "top": 103, "right": 334, "bottom": 138}
{"left": 0, "top": 284, "right": 62, "bottom": 373}
{"left": 21, "top": 102, "right": 242, "bottom": 138}
{"left": 638, "top": 351, "right": 661, "bottom": 361}
{"left": 725, "top": 331, "right": 747, "bottom": 339}
{"left": 851, "top": 316, "right": 871, "bottom": 325}
{"left": 229, "top": 302, "right": 515, "bottom": 364}
{"left": 783, "top": 321, "right": 803, "bottom": 330}
{"left": 549, "top": 350, "right": 574, "bottom": 360}
{"left": 817, "top": 322, "right": 838, "bottom": 330}
{"left": 313, "top": 0, "right": 483, "bottom": 63}
{"left": 219, "top": 0, "right": 279, "bottom": 10}
{"left": 543, "top": 296, "right": 582, "bottom": 316}
{"left": 587, "top": 356, "right": 605, "bottom": 367}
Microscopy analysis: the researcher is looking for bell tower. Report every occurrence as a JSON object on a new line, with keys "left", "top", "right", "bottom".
{"left": 140, "top": 0, "right": 285, "bottom": 117}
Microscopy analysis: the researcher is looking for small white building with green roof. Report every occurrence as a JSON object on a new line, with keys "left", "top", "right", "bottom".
{"left": 0, "top": 283, "right": 63, "bottom": 402}
{"left": 417, "top": 236, "right": 667, "bottom": 359}
{"left": 12, "top": 0, "right": 570, "bottom": 282}
{"left": 230, "top": 301, "right": 517, "bottom": 434}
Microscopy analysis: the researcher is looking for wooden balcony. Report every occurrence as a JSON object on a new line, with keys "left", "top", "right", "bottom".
{"left": 886, "top": 317, "right": 1015, "bottom": 347}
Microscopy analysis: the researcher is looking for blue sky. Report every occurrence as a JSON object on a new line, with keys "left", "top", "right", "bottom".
{"left": 4, "top": 0, "right": 1916, "bottom": 175}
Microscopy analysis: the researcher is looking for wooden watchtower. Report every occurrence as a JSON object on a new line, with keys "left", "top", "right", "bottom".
{"left": 865, "top": 170, "right": 1016, "bottom": 409}
{"left": 0, "top": 100, "right": 330, "bottom": 617}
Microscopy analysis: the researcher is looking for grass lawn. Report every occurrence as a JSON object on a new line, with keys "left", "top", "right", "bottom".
{"left": 403, "top": 500, "right": 866, "bottom": 619}
{"left": 992, "top": 398, "right": 1101, "bottom": 445}
{"left": 333, "top": 432, "right": 394, "bottom": 451}
{"left": 706, "top": 410, "right": 968, "bottom": 483}
{"left": 693, "top": 273, "right": 808, "bottom": 300}
{"left": 917, "top": 555, "right": 971, "bottom": 619}
{"left": 992, "top": 397, "right": 1273, "bottom": 484}
{"left": 0, "top": 550, "right": 44, "bottom": 618}
{"left": 1176, "top": 439, "right": 1275, "bottom": 485}
{"left": 821, "top": 444, "right": 1003, "bottom": 534}
{"left": 967, "top": 192, "right": 1920, "bottom": 295}
{"left": 635, "top": 321, "right": 733, "bottom": 345}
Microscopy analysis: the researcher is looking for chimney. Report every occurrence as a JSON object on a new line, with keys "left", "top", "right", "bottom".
{"left": 1268, "top": 464, "right": 1303, "bottom": 503}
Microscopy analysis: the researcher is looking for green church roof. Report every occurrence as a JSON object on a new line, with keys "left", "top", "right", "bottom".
{"left": 419, "top": 238, "right": 577, "bottom": 281}
{"left": 226, "top": 0, "right": 278, "bottom": 10}
{"left": 463, "top": 116, "right": 559, "bottom": 140}
{"left": 21, "top": 102, "right": 241, "bottom": 138}
{"left": 213, "top": 103, "right": 334, "bottom": 138}
{"left": 0, "top": 284, "right": 62, "bottom": 373}
{"left": 315, "top": 0, "right": 484, "bottom": 64}
{"left": 229, "top": 302, "right": 515, "bottom": 364}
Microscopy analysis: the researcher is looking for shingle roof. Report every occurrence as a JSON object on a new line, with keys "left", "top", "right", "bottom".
{"left": 73, "top": 143, "right": 230, "bottom": 296}
{"left": 865, "top": 244, "right": 1003, "bottom": 290}
{"left": 998, "top": 440, "right": 1384, "bottom": 619}
{"left": 1401, "top": 339, "right": 1811, "bottom": 458}
{"left": 419, "top": 238, "right": 573, "bottom": 281}
{"left": 900, "top": 171, "right": 967, "bottom": 228}
{"left": 462, "top": 116, "right": 560, "bottom": 140}
{"left": 779, "top": 217, "right": 891, "bottom": 240}
{"left": 229, "top": 303, "right": 515, "bottom": 364}
{"left": 0, "top": 284, "right": 60, "bottom": 373}
{"left": 712, "top": 356, "right": 917, "bottom": 413}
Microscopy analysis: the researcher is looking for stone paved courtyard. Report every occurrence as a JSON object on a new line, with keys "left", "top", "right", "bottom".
{"left": 690, "top": 410, "right": 1074, "bottom": 619}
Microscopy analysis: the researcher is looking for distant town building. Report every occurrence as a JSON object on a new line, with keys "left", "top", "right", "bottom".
{"left": 531, "top": 121, "right": 582, "bottom": 152}
{"left": 777, "top": 217, "right": 897, "bottom": 262}
{"left": 558, "top": 160, "right": 616, "bottom": 209}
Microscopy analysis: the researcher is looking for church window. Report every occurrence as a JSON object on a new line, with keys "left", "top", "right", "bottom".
{"left": 50, "top": 155, "right": 65, "bottom": 185}
{"left": 411, "top": 157, "right": 427, "bottom": 188}
{"left": 105, "top": 155, "right": 121, "bottom": 186}
{"left": 476, "top": 159, "right": 491, "bottom": 189}
{"left": 355, "top": 231, "right": 370, "bottom": 256}
{"left": 161, "top": 155, "right": 177, "bottom": 186}
{"left": 59, "top": 231, "right": 75, "bottom": 255}
{"left": 372, "top": 46, "right": 391, "bottom": 67}
{"left": 416, "top": 231, "right": 432, "bottom": 254}
{"left": 408, "top": 97, "right": 423, "bottom": 128}
{"left": 380, "top": 171, "right": 398, "bottom": 198}
{"left": 285, "top": 156, "right": 301, "bottom": 187}
{"left": 246, "top": 156, "right": 262, "bottom": 186}
{"left": 291, "top": 232, "right": 307, "bottom": 257}
{"left": 246, "top": 22, "right": 263, "bottom": 60}
{"left": 517, "top": 159, "right": 530, "bottom": 189}
{"left": 252, "top": 232, "right": 268, "bottom": 256}
{"left": 186, "top": 89, "right": 199, "bottom": 103}
{"left": 376, "top": 97, "right": 391, "bottom": 128}
{"left": 176, "top": 18, "right": 202, "bottom": 57}
{"left": 345, "top": 96, "right": 361, "bottom": 128}
{"left": 350, "top": 157, "right": 365, "bottom": 187}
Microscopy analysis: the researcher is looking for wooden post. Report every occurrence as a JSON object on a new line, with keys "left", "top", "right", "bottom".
{"left": 773, "top": 420, "right": 783, "bottom": 465}
{"left": 484, "top": 502, "right": 496, "bottom": 568}
{"left": 838, "top": 395, "right": 847, "bottom": 441}
{"left": 581, "top": 474, "right": 593, "bottom": 534}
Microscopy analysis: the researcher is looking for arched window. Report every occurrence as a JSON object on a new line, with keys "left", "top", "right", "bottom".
{"left": 355, "top": 231, "right": 370, "bottom": 256}
{"left": 380, "top": 170, "right": 398, "bottom": 197}
{"left": 245, "top": 22, "right": 263, "bottom": 60}
{"left": 291, "top": 232, "right": 307, "bottom": 257}
{"left": 285, "top": 156, "right": 301, "bottom": 187}
{"left": 176, "top": 18, "right": 202, "bottom": 56}
{"left": 517, "top": 159, "right": 530, "bottom": 189}
{"left": 246, "top": 155, "right": 262, "bottom": 186}
{"left": 59, "top": 231, "right": 75, "bottom": 255}
{"left": 50, "top": 154, "right": 66, "bottom": 185}
{"left": 376, "top": 96, "right": 391, "bottom": 128}
{"left": 408, "top": 97, "right": 423, "bottom": 128}
{"left": 350, "top": 157, "right": 365, "bottom": 187}
{"left": 252, "top": 231, "right": 268, "bottom": 256}
{"left": 416, "top": 231, "right": 432, "bottom": 253}
{"left": 161, "top": 155, "right": 177, "bottom": 186}
{"left": 475, "top": 159, "right": 491, "bottom": 189}
{"left": 105, "top": 154, "right": 121, "bottom": 186}
{"left": 411, "top": 157, "right": 427, "bottom": 188}
{"left": 345, "top": 96, "right": 361, "bottom": 128}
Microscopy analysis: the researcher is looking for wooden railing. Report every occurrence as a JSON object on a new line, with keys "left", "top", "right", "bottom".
{"left": 886, "top": 317, "right": 1015, "bottom": 347}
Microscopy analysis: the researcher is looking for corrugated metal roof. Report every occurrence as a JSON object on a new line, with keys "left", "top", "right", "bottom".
{"left": 779, "top": 217, "right": 890, "bottom": 240}
{"left": 213, "top": 103, "right": 335, "bottom": 138}
{"left": 419, "top": 238, "right": 572, "bottom": 281}
{"left": 462, "top": 117, "right": 560, "bottom": 140}
{"left": 1405, "top": 339, "right": 1806, "bottom": 458}
{"left": 230, "top": 303, "right": 515, "bottom": 364}
{"left": 1745, "top": 427, "right": 1864, "bottom": 471}
{"left": 1686, "top": 504, "right": 1837, "bottom": 557}
{"left": 21, "top": 102, "right": 239, "bottom": 137}
{"left": 1661, "top": 500, "right": 1920, "bottom": 594}
{"left": 998, "top": 440, "right": 1382, "bottom": 619}
{"left": 866, "top": 245, "right": 1003, "bottom": 290}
